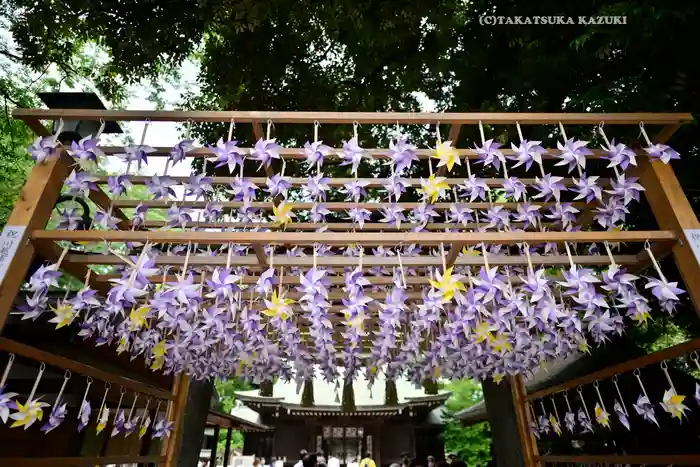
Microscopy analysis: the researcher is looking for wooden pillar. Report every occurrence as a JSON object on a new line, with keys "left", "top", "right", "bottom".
{"left": 483, "top": 378, "right": 531, "bottom": 467}
{"left": 511, "top": 376, "right": 539, "bottom": 467}
{"left": 223, "top": 427, "right": 233, "bottom": 467}
{"left": 634, "top": 134, "right": 700, "bottom": 312}
{"left": 0, "top": 151, "right": 73, "bottom": 333}
{"left": 163, "top": 374, "right": 191, "bottom": 467}
{"left": 210, "top": 426, "right": 221, "bottom": 467}
{"left": 175, "top": 378, "right": 215, "bottom": 467}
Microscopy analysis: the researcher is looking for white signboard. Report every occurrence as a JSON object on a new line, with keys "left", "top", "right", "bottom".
{"left": 0, "top": 225, "right": 26, "bottom": 284}
{"left": 685, "top": 229, "right": 700, "bottom": 266}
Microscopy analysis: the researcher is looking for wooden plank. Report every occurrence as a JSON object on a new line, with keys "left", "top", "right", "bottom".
{"left": 22, "top": 117, "right": 51, "bottom": 137}
{"left": 633, "top": 128, "right": 700, "bottom": 313}
{"left": 112, "top": 200, "right": 593, "bottom": 211}
{"left": 526, "top": 337, "right": 700, "bottom": 400}
{"left": 538, "top": 454, "right": 700, "bottom": 465}
{"left": 13, "top": 108, "right": 694, "bottom": 125}
{"left": 511, "top": 375, "right": 539, "bottom": 467}
{"left": 163, "top": 374, "right": 191, "bottom": 467}
{"left": 31, "top": 229, "right": 677, "bottom": 246}
{"left": 448, "top": 124, "right": 462, "bottom": 143}
{"left": 0, "top": 456, "right": 165, "bottom": 467}
{"left": 0, "top": 337, "right": 174, "bottom": 400}
{"left": 139, "top": 221, "right": 551, "bottom": 231}
{"left": 252, "top": 244, "right": 268, "bottom": 269}
{"left": 94, "top": 175, "right": 612, "bottom": 187}
{"left": 0, "top": 151, "right": 74, "bottom": 332}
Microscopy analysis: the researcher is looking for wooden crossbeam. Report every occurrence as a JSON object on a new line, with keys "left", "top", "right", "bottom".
{"left": 139, "top": 221, "right": 551, "bottom": 231}
{"left": 32, "top": 229, "right": 677, "bottom": 245}
{"left": 13, "top": 108, "right": 693, "bottom": 125}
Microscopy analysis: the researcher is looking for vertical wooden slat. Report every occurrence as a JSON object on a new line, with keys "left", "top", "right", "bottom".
{"left": 0, "top": 151, "right": 73, "bottom": 333}
{"left": 223, "top": 427, "right": 233, "bottom": 467}
{"left": 210, "top": 426, "right": 220, "bottom": 467}
{"left": 163, "top": 374, "right": 191, "bottom": 467}
{"left": 634, "top": 125, "right": 700, "bottom": 313}
{"left": 511, "top": 375, "right": 539, "bottom": 467}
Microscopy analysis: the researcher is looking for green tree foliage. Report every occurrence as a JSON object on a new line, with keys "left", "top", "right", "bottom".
{"left": 441, "top": 380, "right": 491, "bottom": 466}
{"left": 214, "top": 378, "right": 252, "bottom": 454}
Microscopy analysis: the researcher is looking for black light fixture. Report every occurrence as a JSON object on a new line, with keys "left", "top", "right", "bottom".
{"left": 37, "top": 91, "right": 123, "bottom": 142}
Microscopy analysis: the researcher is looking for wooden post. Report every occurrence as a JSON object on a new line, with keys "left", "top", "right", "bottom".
{"left": 223, "top": 427, "right": 233, "bottom": 467}
{"left": 163, "top": 374, "right": 191, "bottom": 467}
{"left": 210, "top": 426, "right": 221, "bottom": 467}
{"left": 511, "top": 376, "right": 539, "bottom": 467}
{"left": 0, "top": 151, "right": 73, "bottom": 333}
{"left": 634, "top": 126, "right": 700, "bottom": 313}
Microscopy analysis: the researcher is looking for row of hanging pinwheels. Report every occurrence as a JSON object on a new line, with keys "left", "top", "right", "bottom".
{"left": 0, "top": 353, "right": 173, "bottom": 438}
{"left": 530, "top": 353, "right": 700, "bottom": 438}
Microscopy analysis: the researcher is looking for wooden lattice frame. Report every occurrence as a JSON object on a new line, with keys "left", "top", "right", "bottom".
{"left": 1, "top": 109, "right": 697, "bottom": 466}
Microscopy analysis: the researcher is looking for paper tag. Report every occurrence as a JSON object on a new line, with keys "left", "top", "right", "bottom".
{"left": 0, "top": 225, "right": 26, "bottom": 284}
{"left": 684, "top": 229, "right": 700, "bottom": 266}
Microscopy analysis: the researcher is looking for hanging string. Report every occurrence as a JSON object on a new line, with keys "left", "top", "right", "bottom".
{"left": 228, "top": 118, "right": 236, "bottom": 142}
{"left": 397, "top": 246, "right": 407, "bottom": 289}
{"left": 136, "top": 118, "right": 151, "bottom": 175}
{"left": 558, "top": 121, "right": 582, "bottom": 177}
{"left": 577, "top": 385, "right": 592, "bottom": 421}
{"left": 639, "top": 121, "right": 653, "bottom": 146}
{"left": 612, "top": 375, "right": 628, "bottom": 415}
{"left": 96, "top": 118, "right": 106, "bottom": 139}
{"left": 77, "top": 376, "right": 93, "bottom": 419}
{"left": 266, "top": 119, "right": 273, "bottom": 140}
{"left": 603, "top": 240, "right": 616, "bottom": 266}
{"left": 563, "top": 390, "right": 573, "bottom": 413}
{"left": 633, "top": 368, "right": 649, "bottom": 398}
{"left": 436, "top": 122, "right": 442, "bottom": 145}
{"left": 528, "top": 401, "right": 539, "bottom": 429}
{"left": 439, "top": 242, "right": 447, "bottom": 273}
{"left": 516, "top": 121, "right": 524, "bottom": 142}
{"left": 563, "top": 241, "right": 575, "bottom": 268}
{"left": 53, "top": 370, "right": 71, "bottom": 411}
{"left": 593, "top": 380, "right": 607, "bottom": 413}
{"left": 598, "top": 122, "right": 621, "bottom": 179}
{"left": 644, "top": 240, "right": 667, "bottom": 283}
{"left": 478, "top": 120, "right": 486, "bottom": 146}
{"left": 152, "top": 400, "right": 162, "bottom": 429}
{"left": 97, "top": 382, "right": 111, "bottom": 422}
{"left": 550, "top": 396, "right": 561, "bottom": 425}
{"left": 127, "top": 393, "right": 139, "bottom": 423}
{"left": 523, "top": 242, "right": 534, "bottom": 276}
{"left": 660, "top": 361, "right": 676, "bottom": 393}
{"left": 0, "top": 353, "right": 14, "bottom": 387}
{"left": 27, "top": 362, "right": 46, "bottom": 401}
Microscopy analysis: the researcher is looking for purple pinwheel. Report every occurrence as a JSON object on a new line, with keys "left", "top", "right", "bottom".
{"left": 255, "top": 268, "right": 276, "bottom": 296}
{"left": 383, "top": 174, "right": 410, "bottom": 201}
{"left": 347, "top": 207, "right": 371, "bottom": 229}
{"left": 533, "top": 174, "right": 566, "bottom": 202}
{"left": 251, "top": 138, "right": 281, "bottom": 169}
{"left": 27, "top": 264, "right": 61, "bottom": 294}
{"left": 614, "top": 400, "right": 630, "bottom": 430}
{"left": 564, "top": 411, "right": 576, "bottom": 433}
{"left": 170, "top": 139, "right": 195, "bottom": 165}
{"left": 146, "top": 176, "right": 177, "bottom": 200}
{"left": 606, "top": 174, "right": 644, "bottom": 206}
{"left": 633, "top": 394, "right": 659, "bottom": 426}
{"left": 304, "top": 174, "right": 330, "bottom": 201}
{"left": 304, "top": 141, "right": 332, "bottom": 169}
{"left": 124, "top": 414, "right": 141, "bottom": 436}
{"left": 484, "top": 206, "right": 511, "bottom": 230}
{"left": 461, "top": 175, "right": 488, "bottom": 202}
{"left": 68, "top": 135, "right": 104, "bottom": 167}
{"left": 111, "top": 410, "right": 126, "bottom": 437}
{"left": 117, "top": 144, "right": 156, "bottom": 166}
{"left": 503, "top": 177, "right": 527, "bottom": 201}
{"left": 572, "top": 174, "right": 602, "bottom": 203}
{"left": 28, "top": 135, "right": 60, "bottom": 163}
{"left": 601, "top": 263, "right": 639, "bottom": 295}
{"left": 514, "top": 203, "right": 542, "bottom": 229}
{"left": 77, "top": 399, "right": 91, "bottom": 431}
{"left": 578, "top": 409, "right": 594, "bottom": 433}
{"left": 167, "top": 273, "right": 201, "bottom": 305}
{"left": 379, "top": 204, "right": 406, "bottom": 229}
{"left": 64, "top": 170, "right": 98, "bottom": 197}
{"left": 167, "top": 204, "right": 193, "bottom": 229}
{"left": 475, "top": 139, "right": 504, "bottom": 171}
{"left": 510, "top": 140, "right": 546, "bottom": 171}
{"left": 604, "top": 138, "right": 637, "bottom": 171}
{"left": 545, "top": 203, "right": 579, "bottom": 228}
{"left": 183, "top": 175, "right": 212, "bottom": 198}
{"left": 556, "top": 138, "right": 592, "bottom": 173}
{"left": 212, "top": 138, "right": 244, "bottom": 173}
{"left": 388, "top": 137, "right": 418, "bottom": 174}
{"left": 203, "top": 202, "right": 223, "bottom": 223}
{"left": 229, "top": 177, "right": 258, "bottom": 202}
{"left": 299, "top": 267, "right": 331, "bottom": 300}
{"left": 0, "top": 385, "right": 18, "bottom": 424}
{"left": 206, "top": 268, "right": 241, "bottom": 300}
{"left": 310, "top": 203, "right": 331, "bottom": 223}
{"left": 133, "top": 203, "right": 149, "bottom": 228}
{"left": 645, "top": 277, "right": 685, "bottom": 314}
{"left": 446, "top": 204, "right": 474, "bottom": 227}
{"left": 645, "top": 143, "right": 680, "bottom": 164}
{"left": 17, "top": 291, "right": 48, "bottom": 321}
{"left": 472, "top": 266, "right": 506, "bottom": 303}
{"left": 107, "top": 175, "right": 132, "bottom": 197}
{"left": 343, "top": 180, "right": 369, "bottom": 202}
{"left": 56, "top": 206, "right": 83, "bottom": 230}
{"left": 151, "top": 417, "right": 174, "bottom": 439}
{"left": 266, "top": 175, "right": 292, "bottom": 198}
{"left": 41, "top": 403, "right": 67, "bottom": 433}
{"left": 695, "top": 383, "right": 700, "bottom": 407}
{"left": 538, "top": 414, "right": 551, "bottom": 435}
{"left": 340, "top": 137, "right": 365, "bottom": 175}
{"left": 558, "top": 264, "right": 599, "bottom": 295}
{"left": 411, "top": 203, "right": 439, "bottom": 230}
{"left": 94, "top": 210, "right": 121, "bottom": 230}
{"left": 594, "top": 199, "right": 628, "bottom": 229}
{"left": 522, "top": 269, "right": 551, "bottom": 303}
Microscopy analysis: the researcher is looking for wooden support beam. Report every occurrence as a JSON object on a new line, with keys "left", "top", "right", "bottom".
{"left": 0, "top": 152, "right": 74, "bottom": 333}
{"left": 448, "top": 124, "right": 462, "bottom": 143}
{"left": 86, "top": 183, "right": 130, "bottom": 230}
{"left": 164, "top": 374, "right": 191, "bottom": 467}
{"left": 0, "top": 337, "right": 173, "bottom": 400}
{"left": 13, "top": 108, "right": 694, "bottom": 125}
{"left": 210, "top": 426, "right": 221, "bottom": 467}
{"left": 511, "top": 375, "right": 539, "bottom": 467}
{"left": 633, "top": 125, "right": 700, "bottom": 313}
{"left": 252, "top": 244, "right": 268, "bottom": 269}
{"left": 526, "top": 337, "right": 700, "bottom": 400}
{"left": 31, "top": 229, "right": 677, "bottom": 246}
{"left": 0, "top": 456, "right": 165, "bottom": 467}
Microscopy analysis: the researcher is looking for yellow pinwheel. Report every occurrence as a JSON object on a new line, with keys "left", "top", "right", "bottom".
{"left": 129, "top": 305, "right": 150, "bottom": 331}
{"left": 461, "top": 246, "right": 482, "bottom": 256}
{"left": 139, "top": 415, "right": 151, "bottom": 438}
{"left": 96, "top": 407, "right": 110, "bottom": 434}
{"left": 49, "top": 301, "right": 76, "bottom": 329}
{"left": 116, "top": 336, "right": 129, "bottom": 354}
{"left": 492, "top": 371, "right": 505, "bottom": 385}
{"left": 429, "top": 266, "right": 466, "bottom": 301}
{"left": 473, "top": 321, "right": 495, "bottom": 344}
{"left": 432, "top": 140, "right": 460, "bottom": 172}
{"left": 9, "top": 399, "right": 48, "bottom": 429}
{"left": 272, "top": 201, "right": 295, "bottom": 226}
{"left": 549, "top": 414, "right": 562, "bottom": 436}
{"left": 490, "top": 333, "right": 513, "bottom": 354}
{"left": 151, "top": 341, "right": 166, "bottom": 371}
{"left": 262, "top": 290, "right": 295, "bottom": 320}
{"left": 419, "top": 174, "right": 450, "bottom": 203}
{"left": 661, "top": 388, "right": 689, "bottom": 422}
{"left": 594, "top": 402, "right": 611, "bottom": 428}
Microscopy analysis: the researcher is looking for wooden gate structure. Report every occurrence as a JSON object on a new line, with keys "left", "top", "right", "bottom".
{"left": 0, "top": 108, "right": 697, "bottom": 466}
